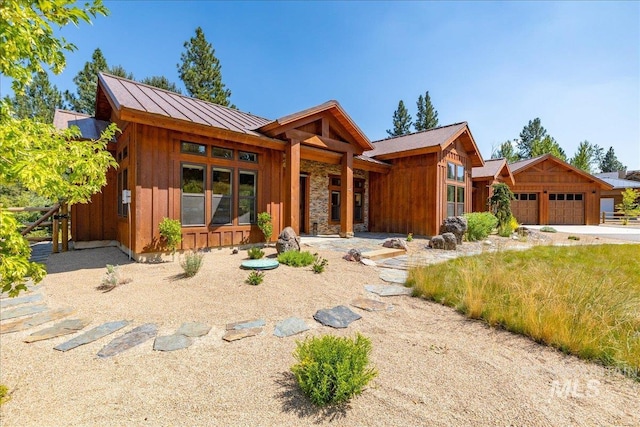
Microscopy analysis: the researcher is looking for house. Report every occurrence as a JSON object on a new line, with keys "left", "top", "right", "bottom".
{"left": 507, "top": 154, "right": 612, "bottom": 225}
{"left": 594, "top": 171, "right": 640, "bottom": 217}
{"left": 471, "top": 158, "right": 515, "bottom": 212}
{"left": 53, "top": 73, "right": 488, "bottom": 259}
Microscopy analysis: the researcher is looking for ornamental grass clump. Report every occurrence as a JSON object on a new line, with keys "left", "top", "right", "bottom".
{"left": 180, "top": 251, "right": 204, "bottom": 277}
{"left": 246, "top": 270, "right": 265, "bottom": 286}
{"left": 247, "top": 246, "right": 265, "bottom": 259}
{"left": 312, "top": 254, "right": 328, "bottom": 274}
{"left": 277, "top": 250, "right": 315, "bottom": 267}
{"left": 291, "top": 334, "right": 378, "bottom": 406}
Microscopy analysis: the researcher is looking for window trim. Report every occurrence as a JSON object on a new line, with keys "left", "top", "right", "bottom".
{"left": 238, "top": 170, "right": 257, "bottom": 225}
{"left": 180, "top": 141, "right": 207, "bottom": 156}
{"left": 181, "top": 163, "right": 207, "bottom": 227}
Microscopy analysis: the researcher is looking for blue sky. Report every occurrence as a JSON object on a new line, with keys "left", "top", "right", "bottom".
{"left": 3, "top": 1, "right": 639, "bottom": 169}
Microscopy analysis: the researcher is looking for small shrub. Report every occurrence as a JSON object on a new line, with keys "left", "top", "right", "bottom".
{"left": 246, "top": 270, "right": 265, "bottom": 286}
{"left": 540, "top": 226, "right": 557, "bottom": 233}
{"left": 0, "top": 384, "right": 9, "bottom": 405}
{"left": 291, "top": 333, "right": 378, "bottom": 406}
{"left": 406, "top": 233, "right": 413, "bottom": 242}
{"left": 257, "top": 212, "right": 273, "bottom": 244}
{"left": 159, "top": 217, "right": 182, "bottom": 258}
{"left": 568, "top": 235, "right": 580, "bottom": 241}
{"left": 247, "top": 247, "right": 265, "bottom": 259}
{"left": 312, "top": 254, "right": 328, "bottom": 274}
{"left": 464, "top": 212, "right": 498, "bottom": 241}
{"left": 96, "top": 264, "right": 131, "bottom": 292}
{"left": 278, "top": 250, "right": 315, "bottom": 267}
{"left": 498, "top": 215, "right": 519, "bottom": 237}
{"left": 181, "top": 251, "right": 204, "bottom": 277}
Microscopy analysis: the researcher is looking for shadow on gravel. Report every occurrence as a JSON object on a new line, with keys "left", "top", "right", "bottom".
{"left": 274, "top": 371, "right": 349, "bottom": 423}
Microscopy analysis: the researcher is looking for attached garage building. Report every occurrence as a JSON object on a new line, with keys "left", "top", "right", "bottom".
{"left": 508, "top": 154, "right": 612, "bottom": 225}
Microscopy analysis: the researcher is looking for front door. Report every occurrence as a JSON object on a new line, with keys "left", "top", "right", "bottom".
{"left": 299, "top": 175, "right": 308, "bottom": 234}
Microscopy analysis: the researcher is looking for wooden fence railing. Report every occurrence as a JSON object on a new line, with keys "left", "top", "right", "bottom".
{"left": 3, "top": 203, "right": 70, "bottom": 253}
{"left": 601, "top": 211, "right": 639, "bottom": 224}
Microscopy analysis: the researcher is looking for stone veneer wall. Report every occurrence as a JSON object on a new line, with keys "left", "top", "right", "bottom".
{"left": 301, "top": 159, "right": 369, "bottom": 235}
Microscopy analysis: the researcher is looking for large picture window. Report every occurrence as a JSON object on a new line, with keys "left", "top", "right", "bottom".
{"left": 238, "top": 171, "right": 256, "bottom": 224}
{"left": 182, "top": 164, "right": 205, "bottom": 226}
{"left": 212, "top": 168, "right": 232, "bottom": 224}
{"left": 447, "top": 184, "right": 465, "bottom": 217}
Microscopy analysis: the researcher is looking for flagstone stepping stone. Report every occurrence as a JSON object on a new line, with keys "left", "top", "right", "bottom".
{"left": 313, "top": 305, "right": 361, "bottom": 329}
{"left": 240, "top": 259, "right": 279, "bottom": 270}
{"left": 0, "top": 293, "right": 43, "bottom": 309}
{"left": 25, "top": 318, "right": 91, "bottom": 343}
{"left": 153, "top": 334, "right": 193, "bottom": 351}
{"left": 379, "top": 269, "right": 408, "bottom": 284}
{"left": 226, "top": 319, "right": 266, "bottom": 330}
{"left": 364, "top": 285, "right": 412, "bottom": 297}
{"left": 97, "top": 323, "right": 158, "bottom": 358}
{"left": 351, "top": 298, "right": 392, "bottom": 312}
{"left": 0, "top": 307, "right": 75, "bottom": 334}
{"left": 1, "top": 304, "right": 48, "bottom": 321}
{"left": 274, "top": 317, "right": 309, "bottom": 338}
{"left": 175, "top": 322, "right": 211, "bottom": 337}
{"left": 360, "top": 258, "right": 377, "bottom": 267}
{"left": 0, "top": 284, "right": 41, "bottom": 299}
{"left": 54, "top": 320, "right": 129, "bottom": 352}
{"left": 223, "top": 327, "right": 262, "bottom": 342}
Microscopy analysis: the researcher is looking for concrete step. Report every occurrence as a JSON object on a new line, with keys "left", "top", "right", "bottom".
{"left": 361, "top": 248, "right": 406, "bottom": 261}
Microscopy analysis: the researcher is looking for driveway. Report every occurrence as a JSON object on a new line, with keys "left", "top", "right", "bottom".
{"left": 527, "top": 225, "right": 640, "bottom": 242}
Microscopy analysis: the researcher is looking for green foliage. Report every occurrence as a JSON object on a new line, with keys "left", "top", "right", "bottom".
{"left": 5, "top": 71, "right": 64, "bottom": 123}
{"left": 386, "top": 100, "right": 412, "bottom": 137}
{"left": 406, "top": 233, "right": 413, "bottom": 242}
{"left": 64, "top": 48, "right": 109, "bottom": 114}
{"left": 615, "top": 188, "right": 640, "bottom": 225}
{"left": 96, "top": 264, "right": 130, "bottom": 291}
{"left": 108, "top": 64, "right": 134, "bottom": 80}
{"left": 0, "top": 384, "right": 9, "bottom": 405}
{"left": 158, "top": 218, "right": 182, "bottom": 255}
{"left": 568, "top": 236, "right": 580, "bottom": 241}
{"left": 0, "top": 0, "right": 109, "bottom": 93}
{"left": 414, "top": 91, "right": 438, "bottom": 131}
{"left": 140, "top": 75, "right": 182, "bottom": 93}
{"left": 257, "top": 212, "right": 273, "bottom": 244}
{"left": 599, "top": 146, "right": 626, "bottom": 173}
{"left": 277, "top": 250, "right": 315, "bottom": 267}
{"left": 517, "top": 117, "right": 548, "bottom": 159}
{"left": 491, "top": 140, "right": 519, "bottom": 163}
{"left": 408, "top": 245, "right": 640, "bottom": 379}
{"left": 497, "top": 216, "right": 519, "bottom": 237}
{"left": 291, "top": 334, "right": 378, "bottom": 406}
{"left": 489, "top": 183, "right": 514, "bottom": 235}
{"left": 529, "top": 135, "right": 567, "bottom": 161}
{"left": 178, "top": 27, "right": 234, "bottom": 107}
{"left": 246, "top": 270, "right": 265, "bottom": 286}
{"left": 312, "top": 254, "right": 328, "bottom": 274}
{"left": 0, "top": 211, "right": 46, "bottom": 296}
{"left": 464, "top": 212, "right": 498, "bottom": 241}
{"left": 247, "top": 246, "right": 265, "bottom": 259}
{"left": 181, "top": 251, "right": 204, "bottom": 277}
{"left": 539, "top": 226, "right": 557, "bottom": 233}
{"left": 570, "top": 140, "right": 602, "bottom": 173}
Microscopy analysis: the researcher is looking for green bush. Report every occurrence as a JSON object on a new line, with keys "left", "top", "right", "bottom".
{"left": 257, "top": 212, "right": 273, "bottom": 243}
{"left": 312, "top": 254, "right": 328, "bottom": 274}
{"left": 158, "top": 217, "right": 182, "bottom": 257}
{"left": 247, "top": 247, "right": 265, "bottom": 259}
{"left": 291, "top": 334, "right": 378, "bottom": 406}
{"left": 0, "top": 384, "right": 9, "bottom": 405}
{"left": 246, "top": 270, "right": 265, "bottom": 286}
{"left": 406, "top": 233, "right": 413, "bottom": 242}
{"left": 181, "top": 251, "right": 204, "bottom": 277}
{"left": 464, "top": 212, "right": 498, "bottom": 241}
{"left": 498, "top": 215, "right": 519, "bottom": 237}
{"left": 540, "top": 226, "right": 557, "bottom": 233}
{"left": 277, "top": 250, "right": 315, "bottom": 267}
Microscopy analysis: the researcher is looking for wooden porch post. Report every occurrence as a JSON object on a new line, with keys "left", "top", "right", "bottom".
{"left": 285, "top": 139, "right": 301, "bottom": 233}
{"left": 340, "top": 151, "right": 354, "bottom": 238}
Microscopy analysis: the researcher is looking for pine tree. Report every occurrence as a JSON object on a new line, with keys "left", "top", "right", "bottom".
{"left": 386, "top": 100, "right": 412, "bottom": 137}
{"left": 570, "top": 140, "right": 599, "bottom": 173}
{"left": 517, "top": 118, "right": 547, "bottom": 159}
{"left": 530, "top": 135, "right": 567, "bottom": 161}
{"left": 6, "top": 71, "right": 64, "bottom": 123}
{"left": 109, "top": 64, "right": 134, "bottom": 80}
{"left": 64, "top": 48, "right": 108, "bottom": 114}
{"left": 414, "top": 91, "right": 438, "bottom": 131}
{"left": 177, "top": 27, "right": 233, "bottom": 107}
{"left": 599, "top": 146, "right": 626, "bottom": 172}
{"left": 491, "top": 140, "right": 519, "bottom": 163}
{"left": 140, "top": 76, "right": 182, "bottom": 94}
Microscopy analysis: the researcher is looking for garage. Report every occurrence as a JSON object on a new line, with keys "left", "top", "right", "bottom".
{"left": 548, "top": 193, "right": 584, "bottom": 224}
{"left": 512, "top": 193, "right": 539, "bottom": 224}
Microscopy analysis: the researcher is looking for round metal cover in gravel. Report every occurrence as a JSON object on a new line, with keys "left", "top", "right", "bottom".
{"left": 241, "top": 259, "right": 280, "bottom": 270}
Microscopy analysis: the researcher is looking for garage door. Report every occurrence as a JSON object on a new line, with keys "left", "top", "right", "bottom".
{"left": 549, "top": 193, "right": 584, "bottom": 224}
{"left": 512, "top": 193, "right": 539, "bottom": 225}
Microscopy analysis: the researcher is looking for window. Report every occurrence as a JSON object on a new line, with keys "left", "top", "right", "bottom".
{"left": 456, "top": 165, "right": 464, "bottom": 182}
{"left": 447, "top": 184, "right": 465, "bottom": 216}
{"left": 550, "top": 193, "right": 583, "bottom": 201}
{"left": 238, "top": 171, "right": 256, "bottom": 224}
{"left": 447, "top": 163, "right": 456, "bottom": 180}
{"left": 181, "top": 141, "right": 206, "bottom": 156}
{"left": 212, "top": 147, "right": 233, "bottom": 159}
{"left": 239, "top": 151, "right": 258, "bottom": 162}
{"left": 329, "top": 175, "right": 365, "bottom": 223}
{"left": 181, "top": 164, "right": 205, "bottom": 226}
{"left": 117, "top": 168, "right": 129, "bottom": 217}
{"left": 212, "top": 168, "right": 232, "bottom": 224}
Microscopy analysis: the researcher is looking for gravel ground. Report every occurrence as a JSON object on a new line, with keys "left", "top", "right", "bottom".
{"left": 1, "top": 234, "right": 639, "bottom": 426}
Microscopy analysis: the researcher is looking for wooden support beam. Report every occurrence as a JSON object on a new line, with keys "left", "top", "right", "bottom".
{"left": 285, "top": 129, "right": 354, "bottom": 154}
{"left": 285, "top": 139, "right": 301, "bottom": 233}
{"left": 340, "top": 151, "right": 354, "bottom": 238}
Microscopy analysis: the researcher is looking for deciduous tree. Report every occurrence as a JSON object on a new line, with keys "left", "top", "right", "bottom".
{"left": 386, "top": 100, "right": 412, "bottom": 137}
{"left": 414, "top": 91, "right": 439, "bottom": 131}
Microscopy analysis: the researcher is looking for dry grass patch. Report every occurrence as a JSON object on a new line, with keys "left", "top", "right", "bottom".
{"left": 408, "top": 244, "right": 640, "bottom": 379}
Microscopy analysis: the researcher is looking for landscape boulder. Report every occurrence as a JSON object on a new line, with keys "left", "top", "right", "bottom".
{"left": 428, "top": 235, "right": 445, "bottom": 249}
{"left": 382, "top": 238, "right": 409, "bottom": 251}
{"left": 343, "top": 248, "right": 362, "bottom": 262}
{"left": 276, "top": 227, "right": 301, "bottom": 254}
{"left": 442, "top": 232, "right": 457, "bottom": 250}
{"left": 441, "top": 216, "right": 468, "bottom": 244}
